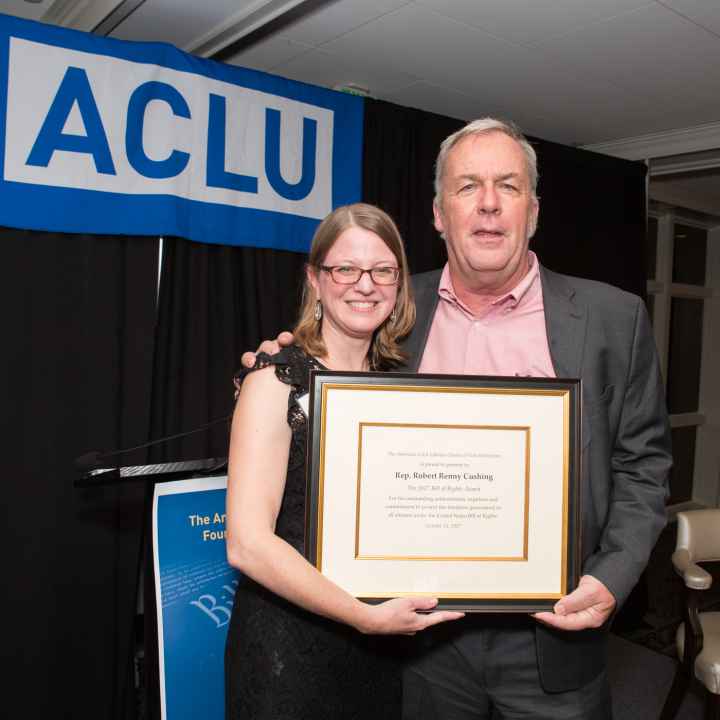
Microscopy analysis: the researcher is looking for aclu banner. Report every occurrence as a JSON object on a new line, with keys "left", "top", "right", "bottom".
{"left": 153, "top": 476, "right": 239, "bottom": 720}
{"left": 0, "top": 14, "right": 363, "bottom": 252}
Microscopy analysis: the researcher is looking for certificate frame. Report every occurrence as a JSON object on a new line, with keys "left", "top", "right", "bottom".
{"left": 305, "top": 371, "right": 581, "bottom": 612}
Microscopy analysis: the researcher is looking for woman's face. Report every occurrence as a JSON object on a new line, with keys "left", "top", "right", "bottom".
{"left": 308, "top": 226, "right": 399, "bottom": 342}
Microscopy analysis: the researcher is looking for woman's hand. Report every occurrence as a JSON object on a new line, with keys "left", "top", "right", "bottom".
{"left": 356, "top": 597, "right": 464, "bottom": 636}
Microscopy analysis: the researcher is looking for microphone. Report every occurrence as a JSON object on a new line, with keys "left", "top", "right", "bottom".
{"left": 74, "top": 413, "right": 232, "bottom": 478}
{"left": 74, "top": 450, "right": 105, "bottom": 471}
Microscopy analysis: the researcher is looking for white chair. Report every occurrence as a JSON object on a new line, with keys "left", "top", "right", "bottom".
{"left": 660, "top": 509, "right": 720, "bottom": 720}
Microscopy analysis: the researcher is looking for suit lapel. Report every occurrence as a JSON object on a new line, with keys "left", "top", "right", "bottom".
{"left": 403, "top": 271, "right": 442, "bottom": 371}
{"left": 540, "top": 266, "right": 587, "bottom": 379}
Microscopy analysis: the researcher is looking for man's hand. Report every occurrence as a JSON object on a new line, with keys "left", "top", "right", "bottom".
{"left": 533, "top": 575, "right": 616, "bottom": 631}
{"left": 241, "top": 331, "right": 295, "bottom": 368}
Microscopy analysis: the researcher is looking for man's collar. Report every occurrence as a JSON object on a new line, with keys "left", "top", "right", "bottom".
{"left": 439, "top": 251, "right": 539, "bottom": 309}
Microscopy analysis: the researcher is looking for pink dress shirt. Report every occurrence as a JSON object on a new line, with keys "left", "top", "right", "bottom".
{"left": 418, "top": 252, "right": 556, "bottom": 378}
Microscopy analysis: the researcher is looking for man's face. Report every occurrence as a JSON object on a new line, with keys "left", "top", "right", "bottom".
{"left": 433, "top": 131, "right": 539, "bottom": 294}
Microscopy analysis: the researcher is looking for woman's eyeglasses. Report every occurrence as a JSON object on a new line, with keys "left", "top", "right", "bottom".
{"left": 319, "top": 265, "right": 400, "bottom": 285}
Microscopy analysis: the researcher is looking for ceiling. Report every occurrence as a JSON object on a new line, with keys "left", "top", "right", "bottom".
{"left": 2, "top": 0, "right": 720, "bottom": 216}
{"left": 650, "top": 169, "right": 720, "bottom": 217}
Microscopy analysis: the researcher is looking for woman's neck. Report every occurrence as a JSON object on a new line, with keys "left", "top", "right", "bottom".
{"left": 319, "top": 327, "right": 371, "bottom": 372}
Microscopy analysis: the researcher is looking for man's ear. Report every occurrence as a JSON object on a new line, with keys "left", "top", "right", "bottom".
{"left": 433, "top": 200, "right": 445, "bottom": 235}
{"left": 528, "top": 196, "right": 540, "bottom": 239}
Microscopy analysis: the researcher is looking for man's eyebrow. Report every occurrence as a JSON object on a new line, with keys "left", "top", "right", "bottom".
{"left": 452, "top": 172, "right": 523, "bottom": 182}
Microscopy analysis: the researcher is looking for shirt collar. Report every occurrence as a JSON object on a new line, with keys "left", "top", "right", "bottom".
{"left": 438, "top": 251, "right": 540, "bottom": 312}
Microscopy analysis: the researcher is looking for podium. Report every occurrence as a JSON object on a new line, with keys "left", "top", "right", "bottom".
{"left": 77, "top": 456, "right": 233, "bottom": 720}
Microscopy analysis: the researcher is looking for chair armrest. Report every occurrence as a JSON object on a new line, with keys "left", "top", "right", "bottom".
{"left": 672, "top": 549, "right": 713, "bottom": 590}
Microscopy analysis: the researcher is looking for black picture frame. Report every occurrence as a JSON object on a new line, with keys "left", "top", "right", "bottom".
{"left": 305, "top": 370, "right": 581, "bottom": 612}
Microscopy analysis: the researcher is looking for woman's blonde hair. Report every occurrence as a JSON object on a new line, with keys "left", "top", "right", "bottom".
{"left": 293, "top": 203, "right": 415, "bottom": 370}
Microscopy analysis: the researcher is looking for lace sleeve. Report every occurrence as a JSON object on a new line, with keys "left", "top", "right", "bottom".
{"left": 232, "top": 347, "right": 318, "bottom": 398}
{"left": 232, "top": 352, "right": 276, "bottom": 399}
{"left": 231, "top": 346, "right": 320, "bottom": 472}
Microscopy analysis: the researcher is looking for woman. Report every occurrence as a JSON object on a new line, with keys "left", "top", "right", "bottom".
{"left": 224, "top": 204, "right": 462, "bottom": 719}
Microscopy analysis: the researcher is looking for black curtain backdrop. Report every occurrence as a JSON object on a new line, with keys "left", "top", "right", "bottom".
{"left": 531, "top": 135, "right": 647, "bottom": 299}
{"left": 362, "top": 100, "right": 464, "bottom": 274}
{"left": 5, "top": 97, "right": 647, "bottom": 720}
{"left": 149, "top": 237, "right": 308, "bottom": 462}
{"left": 2, "top": 228, "right": 158, "bottom": 719}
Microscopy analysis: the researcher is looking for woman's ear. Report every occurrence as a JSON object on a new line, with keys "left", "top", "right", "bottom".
{"left": 306, "top": 264, "right": 320, "bottom": 295}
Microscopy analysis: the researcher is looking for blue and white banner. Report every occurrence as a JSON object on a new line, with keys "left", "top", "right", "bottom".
{"left": 0, "top": 14, "right": 364, "bottom": 251}
{"left": 153, "top": 476, "right": 238, "bottom": 720}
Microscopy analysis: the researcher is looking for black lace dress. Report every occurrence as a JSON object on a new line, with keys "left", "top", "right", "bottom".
{"left": 225, "top": 346, "right": 402, "bottom": 719}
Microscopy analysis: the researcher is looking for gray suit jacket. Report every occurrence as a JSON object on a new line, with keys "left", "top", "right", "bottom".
{"left": 402, "top": 265, "right": 672, "bottom": 691}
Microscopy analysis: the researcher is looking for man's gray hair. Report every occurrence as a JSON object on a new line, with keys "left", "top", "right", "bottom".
{"left": 433, "top": 118, "right": 539, "bottom": 204}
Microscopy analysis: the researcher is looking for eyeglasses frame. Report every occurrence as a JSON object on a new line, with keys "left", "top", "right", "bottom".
{"left": 318, "top": 264, "right": 400, "bottom": 285}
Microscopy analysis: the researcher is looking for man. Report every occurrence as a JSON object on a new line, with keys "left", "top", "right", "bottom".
{"left": 246, "top": 118, "right": 672, "bottom": 719}
{"left": 397, "top": 117, "right": 672, "bottom": 719}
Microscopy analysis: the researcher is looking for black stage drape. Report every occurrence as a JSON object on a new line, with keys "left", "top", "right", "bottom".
{"left": 148, "top": 238, "right": 306, "bottom": 462}
{"left": 1, "top": 228, "right": 158, "bottom": 719}
{"left": 5, "top": 96, "right": 647, "bottom": 720}
{"left": 531, "top": 135, "right": 647, "bottom": 299}
{"left": 362, "top": 100, "right": 464, "bottom": 274}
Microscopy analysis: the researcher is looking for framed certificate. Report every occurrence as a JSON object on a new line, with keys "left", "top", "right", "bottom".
{"left": 305, "top": 371, "right": 581, "bottom": 612}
